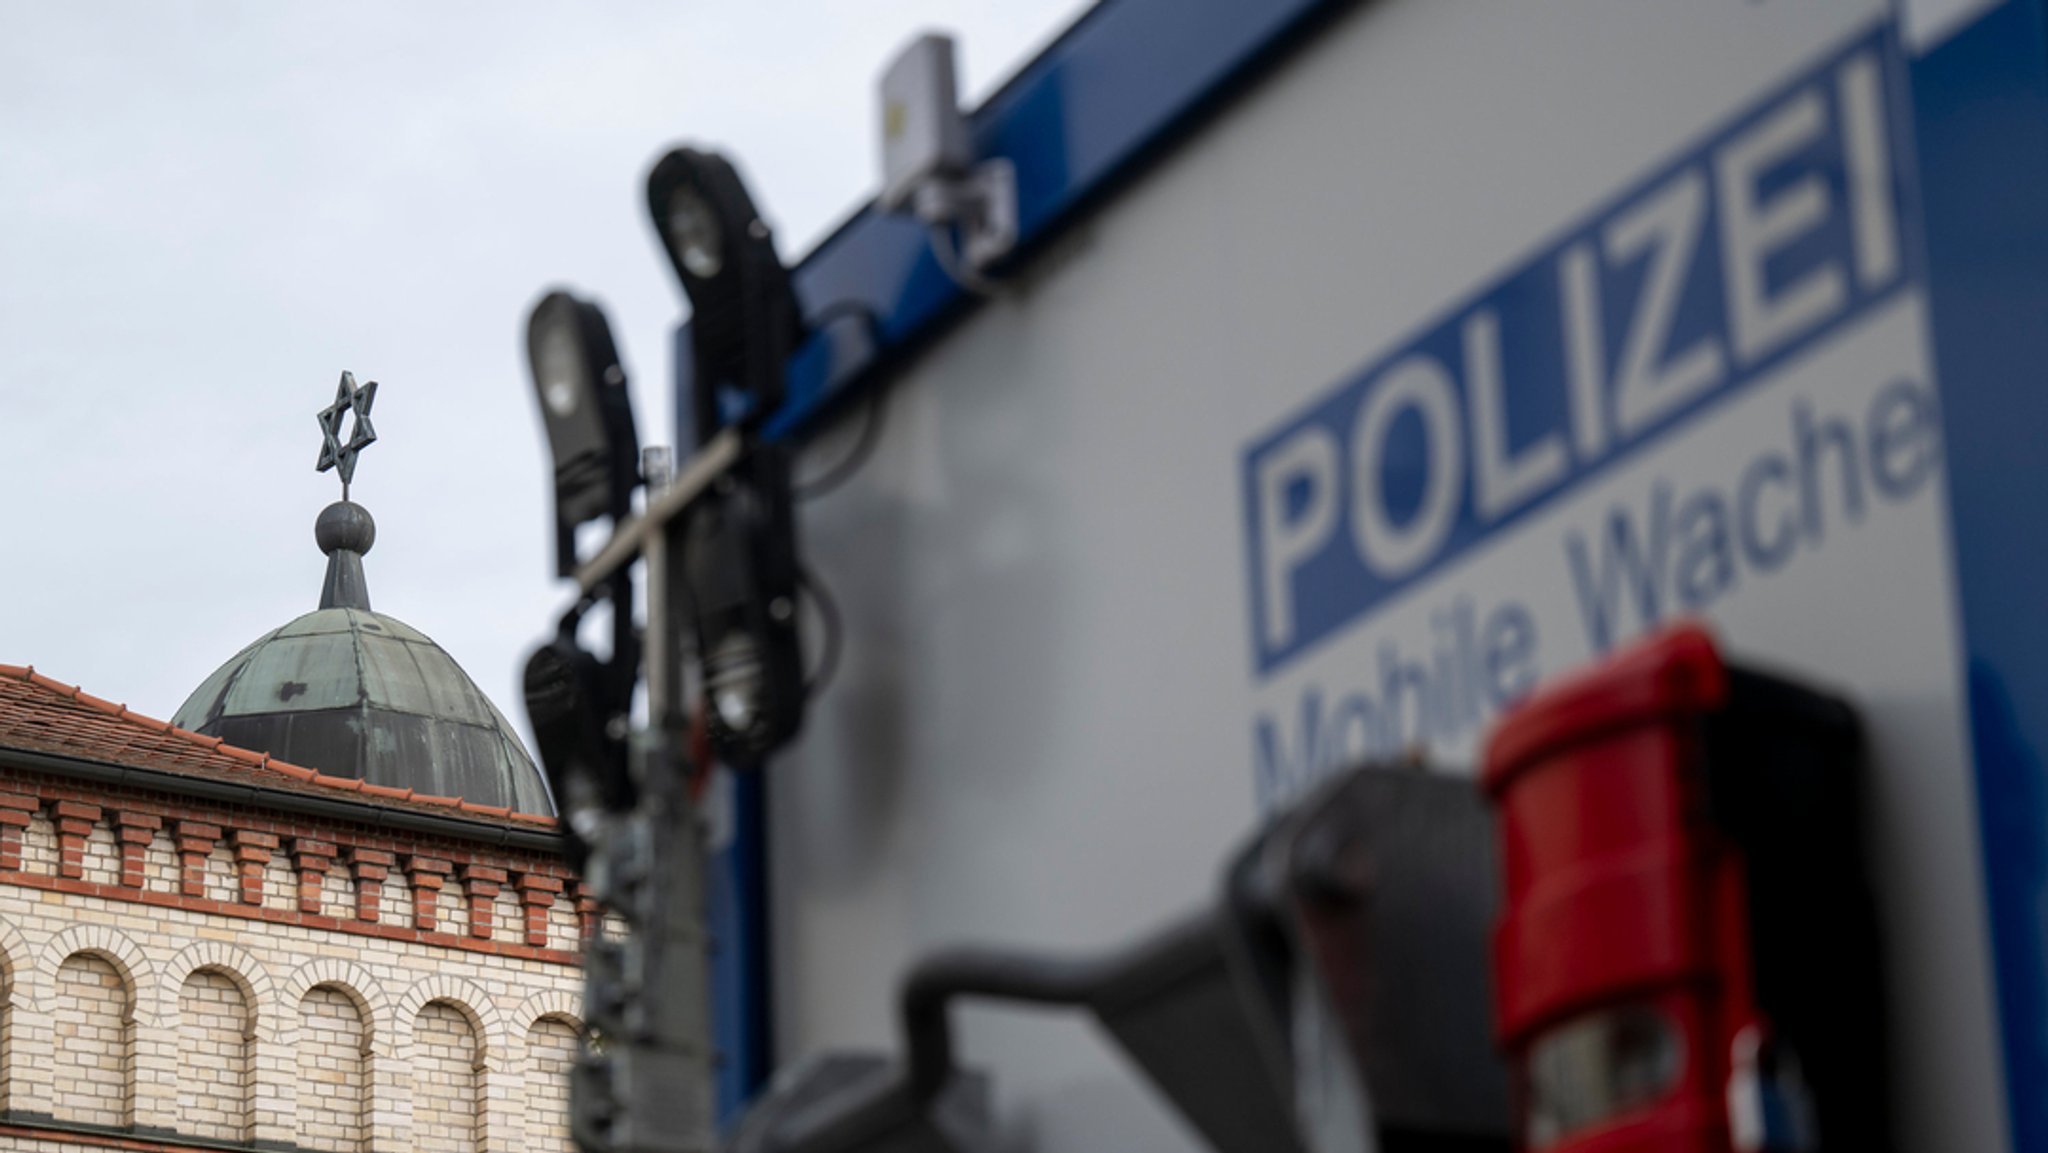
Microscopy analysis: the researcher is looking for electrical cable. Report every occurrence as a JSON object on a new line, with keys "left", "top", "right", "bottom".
{"left": 797, "top": 564, "right": 843, "bottom": 698}
{"left": 792, "top": 383, "right": 888, "bottom": 500}
{"left": 808, "top": 298, "right": 879, "bottom": 331}
{"left": 926, "top": 221, "right": 1001, "bottom": 297}
{"left": 791, "top": 300, "right": 889, "bottom": 501}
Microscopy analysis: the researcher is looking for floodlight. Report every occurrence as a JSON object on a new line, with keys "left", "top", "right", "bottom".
{"left": 525, "top": 289, "right": 642, "bottom": 576}
{"left": 645, "top": 144, "right": 809, "bottom": 768}
{"left": 1222, "top": 765, "right": 1512, "bottom": 1149}
{"left": 675, "top": 445, "right": 805, "bottom": 768}
{"left": 645, "top": 146, "right": 802, "bottom": 437}
{"left": 522, "top": 630, "right": 631, "bottom": 869}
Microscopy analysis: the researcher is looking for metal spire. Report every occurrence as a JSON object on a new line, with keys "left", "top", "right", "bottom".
{"left": 313, "top": 371, "right": 380, "bottom": 610}
{"left": 315, "top": 370, "right": 379, "bottom": 500}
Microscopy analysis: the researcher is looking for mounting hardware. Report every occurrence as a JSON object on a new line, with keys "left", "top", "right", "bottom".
{"left": 878, "top": 31, "right": 1018, "bottom": 285}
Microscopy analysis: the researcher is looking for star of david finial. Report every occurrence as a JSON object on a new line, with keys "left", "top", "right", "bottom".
{"left": 315, "top": 371, "right": 379, "bottom": 498}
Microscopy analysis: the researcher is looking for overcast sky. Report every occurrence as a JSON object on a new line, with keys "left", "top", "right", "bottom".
{"left": 0, "top": 2, "right": 1087, "bottom": 746}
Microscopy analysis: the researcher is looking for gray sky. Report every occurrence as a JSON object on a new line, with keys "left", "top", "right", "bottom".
{"left": 0, "top": 2, "right": 1086, "bottom": 746}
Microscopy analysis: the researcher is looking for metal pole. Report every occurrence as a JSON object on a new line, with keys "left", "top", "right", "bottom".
{"left": 571, "top": 446, "right": 721, "bottom": 1153}
{"left": 577, "top": 428, "right": 742, "bottom": 597}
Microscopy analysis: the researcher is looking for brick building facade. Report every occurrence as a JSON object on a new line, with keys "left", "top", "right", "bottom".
{"left": 0, "top": 664, "right": 591, "bottom": 1153}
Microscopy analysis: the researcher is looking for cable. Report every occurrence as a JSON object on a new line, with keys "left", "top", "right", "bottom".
{"left": 926, "top": 221, "right": 1001, "bottom": 298}
{"left": 791, "top": 300, "right": 889, "bottom": 501}
{"left": 807, "top": 298, "right": 880, "bottom": 331}
{"left": 798, "top": 564, "right": 843, "bottom": 698}
{"left": 792, "top": 383, "right": 888, "bottom": 500}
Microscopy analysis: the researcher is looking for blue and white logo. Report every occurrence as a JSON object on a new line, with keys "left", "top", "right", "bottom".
{"left": 1241, "top": 27, "right": 1915, "bottom": 680}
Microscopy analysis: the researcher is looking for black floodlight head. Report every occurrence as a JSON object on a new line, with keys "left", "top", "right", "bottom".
{"left": 525, "top": 289, "right": 641, "bottom": 576}
{"left": 520, "top": 633, "right": 631, "bottom": 870}
{"left": 1222, "top": 765, "right": 1512, "bottom": 1151}
{"left": 676, "top": 443, "right": 805, "bottom": 768}
{"left": 646, "top": 145, "right": 803, "bottom": 439}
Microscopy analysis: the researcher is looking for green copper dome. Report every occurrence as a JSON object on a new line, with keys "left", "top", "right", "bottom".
{"left": 171, "top": 497, "right": 552, "bottom": 815}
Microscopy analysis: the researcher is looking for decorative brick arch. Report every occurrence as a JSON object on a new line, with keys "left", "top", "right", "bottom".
{"left": 38, "top": 925, "right": 150, "bottom": 1024}
{"left": 0, "top": 916, "right": 24, "bottom": 1111}
{"left": 279, "top": 958, "right": 391, "bottom": 1058}
{"left": 515, "top": 988, "right": 584, "bottom": 1151}
{"left": 515, "top": 988, "right": 583, "bottom": 1034}
{"left": 397, "top": 974, "right": 505, "bottom": 1069}
{"left": 0, "top": 916, "right": 27, "bottom": 994}
{"left": 513, "top": 988, "right": 583, "bottom": 1065}
{"left": 155, "top": 941, "right": 275, "bottom": 1042}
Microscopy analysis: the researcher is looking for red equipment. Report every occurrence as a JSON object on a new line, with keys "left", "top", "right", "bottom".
{"left": 1481, "top": 623, "right": 1890, "bottom": 1153}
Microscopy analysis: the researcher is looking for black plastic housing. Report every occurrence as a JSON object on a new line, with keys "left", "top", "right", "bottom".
{"left": 676, "top": 440, "right": 805, "bottom": 768}
{"left": 646, "top": 147, "right": 804, "bottom": 441}
{"left": 525, "top": 290, "right": 640, "bottom": 577}
{"left": 1703, "top": 665, "right": 1893, "bottom": 1153}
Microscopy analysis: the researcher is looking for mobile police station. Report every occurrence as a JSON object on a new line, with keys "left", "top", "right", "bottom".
{"left": 524, "top": 0, "right": 2048, "bottom": 1151}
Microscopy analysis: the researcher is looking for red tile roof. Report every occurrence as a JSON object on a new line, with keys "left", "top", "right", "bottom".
{"left": 0, "top": 665, "right": 557, "bottom": 829}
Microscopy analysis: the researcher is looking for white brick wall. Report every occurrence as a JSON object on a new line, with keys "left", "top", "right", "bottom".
{"left": 177, "top": 967, "right": 253, "bottom": 1141}
{"left": 203, "top": 843, "right": 237, "bottom": 904}
{"left": 49, "top": 953, "right": 132, "bottom": 1128}
{"left": 20, "top": 813, "right": 54, "bottom": 875}
{"left": 0, "top": 963, "right": 11, "bottom": 1113}
{"left": 143, "top": 831, "right": 177, "bottom": 894}
{"left": 524, "top": 1017, "right": 579, "bottom": 1153}
{"left": 0, "top": 869, "right": 584, "bottom": 1151}
{"left": 547, "top": 898, "right": 581, "bottom": 953}
{"left": 437, "top": 883, "right": 469, "bottom": 937}
{"left": 413, "top": 1001, "right": 483, "bottom": 1153}
{"left": 492, "top": 890, "right": 520, "bottom": 942}
{"left": 264, "top": 855, "right": 298, "bottom": 909}
{"left": 296, "top": 983, "right": 369, "bottom": 1152}
{"left": 380, "top": 872, "right": 413, "bottom": 927}
{"left": 322, "top": 866, "right": 355, "bottom": 920}
{"left": 79, "top": 825, "right": 118, "bottom": 888}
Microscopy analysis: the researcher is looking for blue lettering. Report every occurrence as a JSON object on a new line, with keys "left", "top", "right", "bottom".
{"left": 1567, "top": 484, "right": 1672, "bottom": 653}
{"left": 1869, "top": 379, "right": 1940, "bottom": 501}
{"left": 1242, "top": 32, "right": 1912, "bottom": 677}
{"left": 1484, "top": 603, "right": 1540, "bottom": 706}
{"left": 1738, "top": 452, "right": 1799, "bottom": 572}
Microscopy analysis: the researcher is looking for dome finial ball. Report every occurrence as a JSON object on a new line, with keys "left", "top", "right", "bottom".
{"left": 315, "top": 501, "right": 376, "bottom": 557}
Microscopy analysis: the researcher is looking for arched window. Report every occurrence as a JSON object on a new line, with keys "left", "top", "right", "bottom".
{"left": 413, "top": 1000, "right": 484, "bottom": 1153}
{"left": 177, "top": 967, "right": 254, "bottom": 1141}
{"left": 52, "top": 952, "right": 133, "bottom": 1127}
{"left": 526, "top": 1015, "right": 582, "bottom": 1152}
{"left": 295, "top": 983, "right": 371, "bottom": 1152}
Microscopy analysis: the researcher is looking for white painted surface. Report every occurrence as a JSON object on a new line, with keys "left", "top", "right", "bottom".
{"left": 772, "top": 2, "right": 2007, "bottom": 1149}
{"left": 1901, "top": 0, "right": 2006, "bottom": 50}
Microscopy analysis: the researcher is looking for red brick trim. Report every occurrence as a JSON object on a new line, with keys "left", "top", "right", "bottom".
{"left": 0, "top": 766, "right": 581, "bottom": 966}
{"left": 229, "top": 828, "right": 277, "bottom": 906}
{"left": 575, "top": 881, "right": 602, "bottom": 945}
{"left": 54, "top": 799, "right": 101, "bottom": 879}
{"left": 174, "top": 820, "right": 222, "bottom": 897}
{"left": 346, "top": 846, "right": 396, "bottom": 922}
{"left": 460, "top": 863, "right": 507, "bottom": 940}
{"left": 0, "top": 790, "right": 35, "bottom": 872}
{"left": 518, "top": 871, "right": 566, "bottom": 947}
{"left": 112, "top": 810, "right": 161, "bottom": 890}
{"left": 290, "top": 837, "right": 338, "bottom": 914}
{"left": 406, "top": 854, "right": 453, "bottom": 932}
{"left": 0, "top": 1117, "right": 269, "bottom": 1152}
{"left": 0, "top": 868, "right": 581, "bottom": 965}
